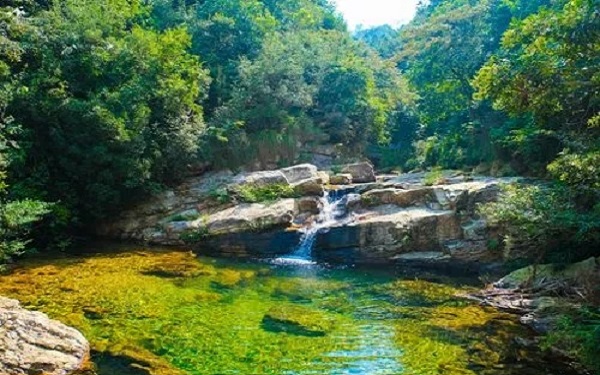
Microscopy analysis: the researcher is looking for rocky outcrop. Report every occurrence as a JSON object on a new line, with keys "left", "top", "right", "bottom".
{"left": 98, "top": 163, "right": 518, "bottom": 267}
{"left": 0, "top": 297, "right": 90, "bottom": 375}
{"left": 314, "top": 178, "right": 513, "bottom": 266}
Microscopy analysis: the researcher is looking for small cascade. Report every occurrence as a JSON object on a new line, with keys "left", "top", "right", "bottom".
{"left": 274, "top": 189, "right": 351, "bottom": 265}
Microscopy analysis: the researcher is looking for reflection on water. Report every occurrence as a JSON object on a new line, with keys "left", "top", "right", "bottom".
{"left": 0, "top": 245, "right": 584, "bottom": 375}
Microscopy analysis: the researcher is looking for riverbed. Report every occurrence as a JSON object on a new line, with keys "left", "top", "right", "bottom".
{"left": 0, "top": 245, "right": 581, "bottom": 375}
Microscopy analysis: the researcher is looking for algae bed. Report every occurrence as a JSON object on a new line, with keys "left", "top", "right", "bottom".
{"left": 0, "top": 245, "right": 581, "bottom": 375}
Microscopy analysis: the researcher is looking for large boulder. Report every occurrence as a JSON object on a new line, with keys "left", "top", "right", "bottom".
{"left": 201, "top": 199, "right": 296, "bottom": 236}
{"left": 281, "top": 164, "right": 318, "bottom": 184}
{"left": 360, "top": 187, "right": 435, "bottom": 208}
{"left": 292, "top": 177, "right": 325, "bottom": 196}
{"left": 495, "top": 257, "right": 599, "bottom": 289}
{"left": 315, "top": 207, "right": 463, "bottom": 264}
{"left": 341, "top": 162, "right": 376, "bottom": 183}
{"left": 0, "top": 297, "right": 90, "bottom": 375}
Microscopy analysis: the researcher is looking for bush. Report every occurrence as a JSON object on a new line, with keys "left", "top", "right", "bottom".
{"left": 479, "top": 183, "right": 600, "bottom": 262}
{"left": 423, "top": 167, "right": 445, "bottom": 186}
{"left": 543, "top": 308, "right": 600, "bottom": 372}
{"left": 0, "top": 199, "right": 51, "bottom": 264}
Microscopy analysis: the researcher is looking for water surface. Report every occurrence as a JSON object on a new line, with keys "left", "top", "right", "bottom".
{"left": 0, "top": 245, "right": 580, "bottom": 375}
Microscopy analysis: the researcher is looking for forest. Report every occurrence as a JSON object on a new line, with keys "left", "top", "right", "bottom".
{"left": 0, "top": 0, "right": 599, "bottom": 373}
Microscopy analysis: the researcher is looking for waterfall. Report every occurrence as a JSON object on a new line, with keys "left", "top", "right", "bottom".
{"left": 273, "top": 190, "right": 350, "bottom": 265}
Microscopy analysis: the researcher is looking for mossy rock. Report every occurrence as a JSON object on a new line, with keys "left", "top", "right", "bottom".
{"left": 261, "top": 305, "right": 335, "bottom": 337}
{"left": 497, "top": 257, "right": 598, "bottom": 289}
{"left": 210, "top": 269, "right": 256, "bottom": 290}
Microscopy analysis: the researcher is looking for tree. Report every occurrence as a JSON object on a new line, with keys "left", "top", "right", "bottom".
{"left": 5, "top": 0, "right": 210, "bottom": 226}
{"left": 204, "top": 30, "right": 412, "bottom": 169}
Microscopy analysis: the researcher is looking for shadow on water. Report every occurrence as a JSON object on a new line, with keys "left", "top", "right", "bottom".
{"left": 89, "top": 351, "right": 152, "bottom": 375}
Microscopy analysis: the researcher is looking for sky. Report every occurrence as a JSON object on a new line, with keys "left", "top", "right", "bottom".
{"left": 332, "top": 0, "right": 420, "bottom": 30}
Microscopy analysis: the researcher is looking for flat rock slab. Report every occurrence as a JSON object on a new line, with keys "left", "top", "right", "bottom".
{"left": 0, "top": 297, "right": 89, "bottom": 375}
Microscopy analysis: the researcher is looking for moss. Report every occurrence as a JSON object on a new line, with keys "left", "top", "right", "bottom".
{"left": 0, "top": 248, "right": 579, "bottom": 375}
{"left": 234, "top": 183, "right": 298, "bottom": 203}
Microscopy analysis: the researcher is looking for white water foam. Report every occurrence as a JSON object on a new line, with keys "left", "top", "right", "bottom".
{"left": 272, "top": 190, "right": 349, "bottom": 265}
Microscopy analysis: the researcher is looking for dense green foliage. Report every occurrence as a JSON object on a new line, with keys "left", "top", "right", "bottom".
{"left": 1, "top": 0, "right": 411, "bottom": 244}
{"left": 0, "top": 0, "right": 599, "bottom": 371}
{"left": 356, "top": 0, "right": 599, "bottom": 254}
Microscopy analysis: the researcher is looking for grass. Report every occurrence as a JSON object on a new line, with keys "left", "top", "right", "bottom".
{"left": 423, "top": 167, "right": 446, "bottom": 186}
{"left": 234, "top": 183, "right": 298, "bottom": 203}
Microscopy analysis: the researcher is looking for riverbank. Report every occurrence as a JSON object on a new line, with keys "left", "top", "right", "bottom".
{"left": 471, "top": 257, "right": 600, "bottom": 373}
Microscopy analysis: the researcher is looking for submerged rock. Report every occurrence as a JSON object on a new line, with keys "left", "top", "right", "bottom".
{"left": 261, "top": 305, "right": 334, "bottom": 337}
{"left": 0, "top": 297, "right": 90, "bottom": 375}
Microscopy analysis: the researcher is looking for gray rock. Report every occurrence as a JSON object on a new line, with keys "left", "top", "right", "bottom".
{"left": 296, "top": 197, "right": 321, "bottom": 215}
{"left": 293, "top": 177, "right": 325, "bottom": 196}
{"left": 393, "top": 252, "right": 452, "bottom": 262}
{"left": 233, "top": 170, "right": 289, "bottom": 187}
{"left": 330, "top": 174, "right": 353, "bottom": 185}
{"left": 281, "top": 164, "right": 318, "bottom": 184}
{"left": 341, "top": 162, "right": 376, "bottom": 183}
{"left": 0, "top": 297, "right": 90, "bottom": 375}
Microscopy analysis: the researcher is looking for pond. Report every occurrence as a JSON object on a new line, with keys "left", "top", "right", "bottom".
{"left": 0, "top": 245, "right": 580, "bottom": 375}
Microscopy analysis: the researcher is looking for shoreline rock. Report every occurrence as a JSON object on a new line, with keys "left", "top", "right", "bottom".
{"left": 469, "top": 258, "right": 600, "bottom": 374}
{"left": 0, "top": 297, "right": 90, "bottom": 375}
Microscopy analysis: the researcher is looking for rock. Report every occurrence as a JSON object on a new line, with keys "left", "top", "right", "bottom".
{"left": 393, "top": 252, "right": 452, "bottom": 262}
{"left": 292, "top": 177, "right": 325, "bottom": 196}
{"left": 361, "top": 187, "right": 435, "bottom": 208}
{"left": 281, "top": 164, "right": 318, "bottom": 184}
{"left": 495, "top": 257, "right": 599, "bottom": 289}
{"left": 341, "top": 162, "right": 376, "bottom": 183}
{"left": 0, "top": 297, "right": 90, "bottom": 375}
{"left": 317, "top": 171, "right": 330, "bottom": 185}
{"left": 340, "top": 193, "right": 362, "bottom": 212}
{"left": 296, "top": 197, "right": 321, "bottom": 215}
{"left": 205, "top": 199, "right": 296, "bottom": 236}
{"left": 315, "top": 207, "right": 463, "bottom": 264}
{"left": 330, "top": 174, "right": 353, "bottom": 185}
{"left": 203, "top": 230, "right": 302, "bottom": 258}
{"left": 233, "top": 170, "right": 289, "bottom": 187}
{"left": 261, "top": 305, "right": 334, "bottom": 337}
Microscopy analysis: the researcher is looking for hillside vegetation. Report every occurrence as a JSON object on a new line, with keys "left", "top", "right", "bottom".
{"left": 0, "top": 0, "right": 598, "bottom": 270}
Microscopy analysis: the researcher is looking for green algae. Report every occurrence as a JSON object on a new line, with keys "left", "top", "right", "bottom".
{"left": 0, "top": 247, "right": 582, "bottom": 375}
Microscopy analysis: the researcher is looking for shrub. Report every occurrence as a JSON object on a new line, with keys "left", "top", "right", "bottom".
{"left": 423, "top": 167, "right": 445, "bottom": 186}
{"left": 479, "top": 183, "right": 600, "bottom": 262}
{"left": 234, "top": 184, "right": 298, "bottom": 203}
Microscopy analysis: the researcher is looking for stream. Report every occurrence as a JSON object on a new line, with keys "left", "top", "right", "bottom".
{"left": 0, "top": 245, "right": 583, "bottom": 375}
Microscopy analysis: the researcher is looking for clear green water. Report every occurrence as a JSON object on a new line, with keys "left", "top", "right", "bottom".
{"left": 0, "top": 245, "right": 580, "bottom": 375}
